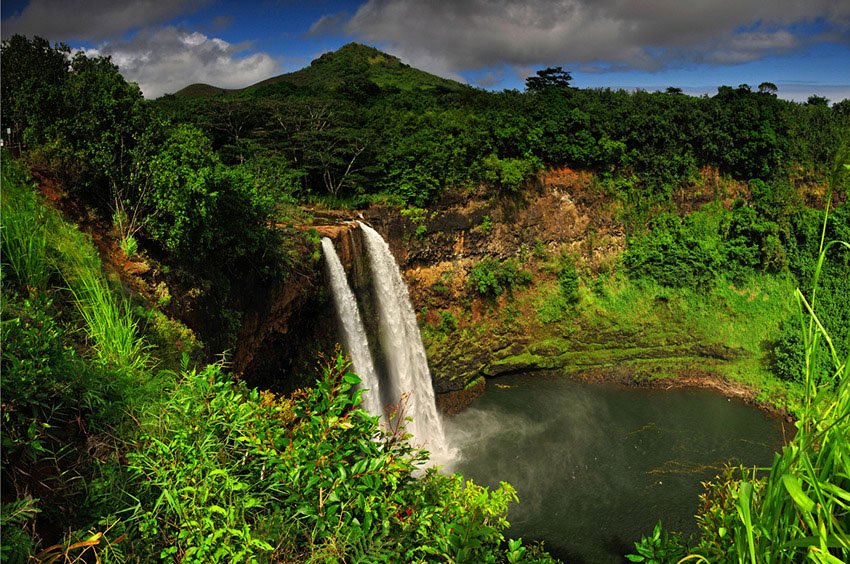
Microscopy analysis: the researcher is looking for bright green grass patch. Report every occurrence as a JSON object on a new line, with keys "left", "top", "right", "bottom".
{"left": 67, "top": 267, "right": 150, "bottom": 371}
{"left": 693, "top": 274, "right": 796, "bottom": 353}
{"left": 1, "top": 157, "right": 52, "bottom": 293}
{"left": 1, "top": 157, "right": 150, "bottom": 373}
{"left": 581, "top": 272, "right": 795, "bottom": 355}
{"left": 582, "top": 272, "right": 800, "bottom": 407}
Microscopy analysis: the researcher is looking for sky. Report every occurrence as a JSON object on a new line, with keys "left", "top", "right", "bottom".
{"left": 2, "top": 0, "right": 849, "bottom": 102}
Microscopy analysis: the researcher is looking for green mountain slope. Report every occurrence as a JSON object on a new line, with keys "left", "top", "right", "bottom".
{"left": 174, "top": 42, "right": 468, "bottom": 98}
{"left": 173, "top": 83, "right": 234, "bottom": 97}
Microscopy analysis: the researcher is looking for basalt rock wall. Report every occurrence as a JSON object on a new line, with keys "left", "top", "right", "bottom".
{"left": 233, "top": 222, "right": 367, "bottom": 395}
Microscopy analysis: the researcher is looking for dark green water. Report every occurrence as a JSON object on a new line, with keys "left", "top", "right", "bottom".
{"left": 445, "top": 373, "right": 788, "bottom": 563}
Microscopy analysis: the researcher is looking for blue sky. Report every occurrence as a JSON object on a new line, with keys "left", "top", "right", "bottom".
{"left": 3, "top": 0, "right": 849, "bottom": 102}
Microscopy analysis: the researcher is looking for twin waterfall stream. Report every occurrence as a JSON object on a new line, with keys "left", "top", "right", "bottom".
{"left": 321, "top": 222, "right": 447, "bottom": 458}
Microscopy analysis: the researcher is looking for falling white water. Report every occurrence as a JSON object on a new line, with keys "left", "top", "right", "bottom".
{"left": 321, "top": 238, "right": 384, "bottom": 422}
{"left": 357, "top": 222, "right": 448, "bottom": 456}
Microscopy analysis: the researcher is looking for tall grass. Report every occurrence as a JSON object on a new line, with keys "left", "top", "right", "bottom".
{"left": 1, "top": 157, "right": 52, "bottom": 293}
{"left": 731, "top": 209, "right": 850, "bottom": 562}
{"left": 691, "top": 203, "right": 850, "bottom": 562}
{"left": 51, "top": 220, "right": 150, "bottom": 371}
{"left": 1, "top": 155, "right": 149, "bottom": 372}
{"left": 67, "top": 267, "right": 150, "bottom": 371}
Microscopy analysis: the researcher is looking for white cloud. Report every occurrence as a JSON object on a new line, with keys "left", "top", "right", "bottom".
{"left": 1, "top": 0, "right": 208, "bottom": 41}
{"left": 599, "top": 84, "right": 850, "bottom": 104}
{"left": 342, "top": 0, "right": 850, "bottom": 77}
{"left": 89, "top": 27, "right": 280, "bottom": 98}
{"left": 773, "top": 83, "right": 850, "bottom": 104}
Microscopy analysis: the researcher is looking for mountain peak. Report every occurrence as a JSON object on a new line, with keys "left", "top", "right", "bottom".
{"left": 173, "top": 43, "right": 466, "bottom": 98}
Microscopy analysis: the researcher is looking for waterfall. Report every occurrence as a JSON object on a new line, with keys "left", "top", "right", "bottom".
{"left": 321, "top": 238, "right": 384, "bottom": 421}
{"left": 357, "top": 222, "right": 447, "bottom": 455}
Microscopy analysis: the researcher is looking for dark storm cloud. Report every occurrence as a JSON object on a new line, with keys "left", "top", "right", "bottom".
{"left": 342, "top": 0, "right": 850, "bottom": 77}
{"left": 1, "top": 0, "right": 209, "bottom": 41}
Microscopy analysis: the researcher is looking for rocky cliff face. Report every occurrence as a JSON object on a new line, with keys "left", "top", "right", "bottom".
{"left": 232, "top": 221, "right": 368, "bottom": 394}
{"left": 364, "top": 170, "right": 626, "bottom": 399}
{"left": 232, "top": 169, "right": 754, "bottom": 413}
{"left": 233, "top": 169, "right": 625, "bottom": 409}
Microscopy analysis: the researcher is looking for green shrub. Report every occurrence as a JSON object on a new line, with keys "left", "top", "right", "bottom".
{"left": 0, "top": 497, "right": 40, "bottom": 562}
{"left": 480, "top": 214, "right": 493, "bottom": 234}
{"left": 401, "top": 206, "right": 429, "bottom": 239}
{"left": 770, "top": 318, "right": 806, "bottom": 383}
{"left": 2, "top": 290, "right": 84, "bottom": 461}
{"left": 127, "top": 360, "right": 281, "bottom": 562}
{"left": 469, "top": 258, "right": 532, "bottom": 298}
{"left": 624, "top": 212, "right": 722, "bottom": 287}
{"left": 119, "top": 234, "right": 139, "bottom": 258}
{"left": 725, "top": 202, "right": 786, "bottom": 272}
{"left": 124, "top": 354, "right": 548, "bottom": 562}
{"left": 557, "top": 253, "right": 580, "bottom": 304}
{"left": 438, "top": 310, "right": 459, "bottom": 333}
{"left": 627, "top": 521, "right": 689, "bottom": 563}
{"left": 469, "top": 258, "right": 501, "bottom": 296}
{"left": 481, "top": 154, "right": 539, "bottom": 192}
{"left": 136, "top": 308, "right": 203, "bottom": 372}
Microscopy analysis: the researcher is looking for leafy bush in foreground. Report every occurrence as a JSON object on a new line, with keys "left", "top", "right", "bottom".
{"left": 125, "top": 354, "right": 549, "bottom": 562}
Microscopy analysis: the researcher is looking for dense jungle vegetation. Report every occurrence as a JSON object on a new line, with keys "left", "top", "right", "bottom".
{"left": 1, "top": 35, "right": 848, "bottom": 561}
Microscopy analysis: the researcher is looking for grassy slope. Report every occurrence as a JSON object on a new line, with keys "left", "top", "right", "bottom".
{"left": 427, "top": 275, "right": 801, "bottom": 410}
{"left": 421, "top": 219, "right": 805, "bottom": 413}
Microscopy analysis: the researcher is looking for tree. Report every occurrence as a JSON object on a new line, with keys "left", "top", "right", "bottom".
{"left": 665, "top": 87, "right": 683, "bottom": 95}
{"left": 141, "top": 124, "right": 220, "bottom": 257}
{"left": 0, "top": 35, "right": 70, "bottom": 147}
{"left": 833, "top": 99, "right": 850, "bottom": 118}
{"left": 807, "top": 95, "right": 830, "bottom": 107}
{"left": 525, "top": 66, "right": 573, "bottom": 92}
{"left": 202, "top": 99, "right": 264, "bottom": 165}
{"left": 268, "top": 98, "right": 371, "bottom": 197}
{"left": 141, "top": 123, "right": 277, "bottom": 271}
{"left": 61, "top": 52, "right": 145, "bottom": 198}
{"left": 758, "top": 82, "right": 778, "bottom": 95}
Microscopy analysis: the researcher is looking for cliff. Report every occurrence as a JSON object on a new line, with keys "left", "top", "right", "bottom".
{"left": 232, "top": 167, "right": 778, "bottom": 413}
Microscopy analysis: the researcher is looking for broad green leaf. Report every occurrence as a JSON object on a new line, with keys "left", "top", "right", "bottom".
{"left": 782, "top": 475, "right": 816, "bottom": 513}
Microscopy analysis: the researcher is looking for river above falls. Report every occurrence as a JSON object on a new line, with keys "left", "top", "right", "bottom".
{"left": 443, "top": 373, "right": 788, "bottom": 563}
